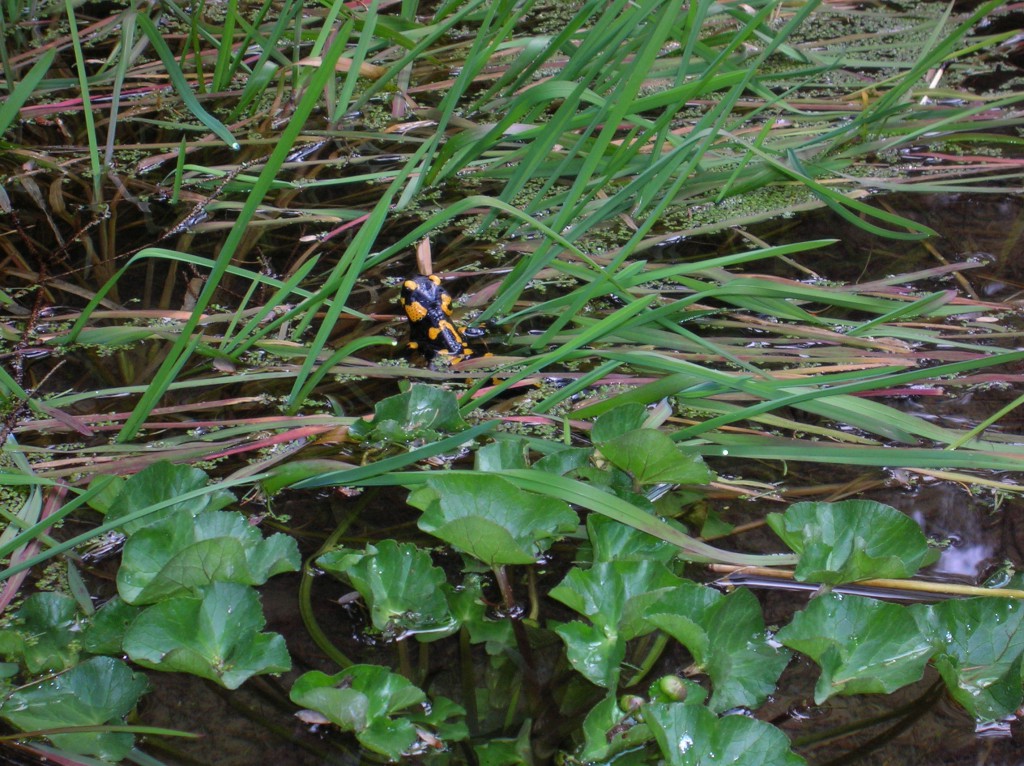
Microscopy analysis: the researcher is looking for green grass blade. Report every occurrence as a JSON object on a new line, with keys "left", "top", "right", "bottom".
{"left": 116, "top": 25, "right": 353, "bottom": 441}
{"left": 137, "top": 12, "right": 241, "bottom": 149}
{"left": 0, "top": 48, "right": 55, "bottom": 135}
{"left": 695, "top": 436, "right": 1024, "bottom": 471}
{"left": 64, "top": 0, "right": 102, "bottom": 200}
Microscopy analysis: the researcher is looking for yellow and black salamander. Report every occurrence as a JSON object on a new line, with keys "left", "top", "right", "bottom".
{"left": 400, "top": 274, "right": 478, "bottom": 361}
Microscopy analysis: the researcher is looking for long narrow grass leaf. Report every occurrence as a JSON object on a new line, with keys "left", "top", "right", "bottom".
{"left": 137, "top": 13, "right": 241, "bottom": 149}
{"left": 0, "top": 49, "right": 56, "bottom": 135}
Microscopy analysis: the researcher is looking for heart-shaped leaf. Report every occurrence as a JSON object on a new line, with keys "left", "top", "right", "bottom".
{"left": 911, "top": 597, "right": 1024, "bottom": 721}
{"left": 0, "top": 656, "right": 148, "bottom": 762}
{"left": 776, "top": 594, "right": 933, "bottom": 703}
{"left": 550, "top": 561, "right": 681, "bottom": 687}
{"left": 83, "top": 597, "right": 141, "bottom": 656}
{"left": 766, "top": 500, "right": 936, "bottom": 584}
{"left": 586, "top": 515, "right": 678, "bottom": 564}
{"left": 105, "top": 461, "right": 235, "bottom": 534}
{"left": 411, "top": 474, "right": 577, "bottom": 565}
{"left": 599, "top": 429, "right": 713, "bottom": 486}
{"left": 533, "top": 446, "right": 593, "bottom": 476}
{"left": 349, "top": 384, "right": 467, "bottom": 442}
{"left": 649, "top": 584, "right": 790, "bottom": 712}
{"left": 2, "top": 592, "right": 82, "bottom": 673}
{"left": 123, "top": 581, "right": 291, "bottom": 689}
{"left": 552, "top": 619, "right": 627, "bottom": 690}
{"left": 117, "top": 510, "right": 300, "bottom": 604}
{"left": 591, "top": 403, "right": 648, "bottom": 444}
{"left": 475, "top": 438, "right": 530, "bottom": 471}
{"left": 645, "top": 702, "right": 806, "bottom": 766}
{"left": 318, "top": 540, "right": 457, "bottom": 641}
{"left": 290, "top": 665, "right": 464, "bottom": 760}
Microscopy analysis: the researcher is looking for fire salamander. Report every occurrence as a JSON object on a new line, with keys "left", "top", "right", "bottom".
{"left": 400, "top": 274, "right": 478, "bottom": 361}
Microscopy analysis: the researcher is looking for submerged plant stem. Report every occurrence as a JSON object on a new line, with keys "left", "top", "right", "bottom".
{"left": 625, "top": 632, "right": 670, "bottom": 688}
{"left": 493, "top": 565, "right": 542, "bottom": 712}
{"left": 297, "top": 494, "right": 372, "bottom": 670}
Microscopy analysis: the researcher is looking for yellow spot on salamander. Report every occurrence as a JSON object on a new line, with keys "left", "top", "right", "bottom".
{"left": 404, "top": 301, "right": 428, "bottom": 322}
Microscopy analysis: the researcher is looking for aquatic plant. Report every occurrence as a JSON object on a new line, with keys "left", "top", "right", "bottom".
{"left": 2, "top": 0, "right": 1024, "bottom": 762}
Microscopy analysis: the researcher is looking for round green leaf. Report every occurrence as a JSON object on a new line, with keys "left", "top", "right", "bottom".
{"left": 105, "top": 461, "right": 235, "bottom": 534}
{"left": 649, "top": 586, "right": 789, "bottom": 713}
{"left": 911, "top": 597, "right": 1024, "bottom": 721}
{"left": 123, "top": 582, "right": 291, "bottom": 689}
{"left": 552, "top": 620, "right": 625, "bottom": 688}
{"left": 766, "top": 499, "right": 936, "bottom": 584}
{"left": 591, "top": 403, "right": 648, "bottom": 443}
{"left": 350, "top": 384, "right": 467, "bottom": 443}
{"left": 776, "top": 594, "right": 933, "bottom": 704}
{"left": 551, "top": 561, "right": 682, "bottom": 688}
{"left": 587, "top": 514, "right": 678, "bottom": 564}
{"left": 318, "top": 540, "right": 457, "bottom": 640}
{"left": 645, "top": 702, "right": 806, "bottom": 766}
{"left": 117, "top": 510, "right": 300, "bottom": 604}
{"left": 599, "top": 429, "right": 713, "bottom": 486}
{"left": 290, "top": 665, "right": 438, "bottom": 760}
{"left": 6, "top": 592, "right": 81, "bottom": 673}
{"left": 0, "top": 656, "right": 148, "bottom": 762}
{"left": 412, "top": 474, "right": 578, "bottom": 565}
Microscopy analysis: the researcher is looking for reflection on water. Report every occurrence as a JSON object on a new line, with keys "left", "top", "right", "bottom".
{"left": 905, "top": 484, "right": 1003, "bottom": 584}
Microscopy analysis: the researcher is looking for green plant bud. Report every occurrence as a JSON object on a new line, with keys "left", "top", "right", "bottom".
{"left": 657, "top": 675, "right": 688, "bottom": 702}
{"left": 618, "top": 694, "right": 645, "bottom": 714}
